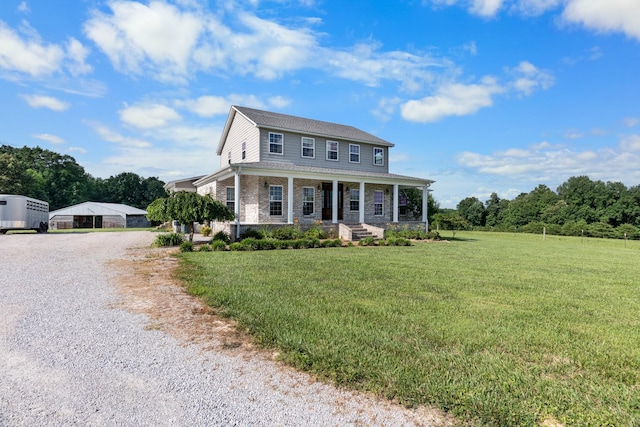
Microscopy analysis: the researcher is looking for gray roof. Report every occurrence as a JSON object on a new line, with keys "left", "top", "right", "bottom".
{"left": 49, "top": 202, "right": 147, "bottom": 217}
{"left": 217, "top": 106, "right": 393, "bottom": 155}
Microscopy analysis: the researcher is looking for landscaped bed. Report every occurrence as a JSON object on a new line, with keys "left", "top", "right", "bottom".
{"left": 176, "top": 231, "right": 640, "bottom": 426}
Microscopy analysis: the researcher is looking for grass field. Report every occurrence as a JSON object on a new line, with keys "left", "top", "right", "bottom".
{"left": 178, "top": 232, "right": 640, "bottom": 426}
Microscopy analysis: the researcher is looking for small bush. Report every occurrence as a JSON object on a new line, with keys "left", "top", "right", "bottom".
{"left": 358, "top": 236, "right": 376, "bottom": 246}
{"left": 240, "top": 228, "right": 263, "bottom": 240}
{"left": 382, "top": 237, "right": 411, "bottom": 246}
{"left": 210, "top": 240, "right": 227, "bottom": 251}
{"left": 154, "top": 232, "right": 184, "bottom": 247}
{"left": 272, "top": 226, "right": 303, "bottom": 240}
{"left": 304, "top": 226, "right": 327, "bottom": 239}
{"left": 254, "top": 239, "right": 276, "bottom": 250}
{"left": 240, "top": 237, "right": 259, "bottom": 250}
{"left": 198, "top": 244, "right": 212, "bottom": 252}
{"left": 427, "top": 231, "right": 441, "bottom": 240}
{"left": 321, "top": 238, "right": 342, "bottom": 248}
{"left": 229, "top": 242, "right": 245, "bottom": 251}
{"left": 179, "top": 241, "right": 194, "bottom": 252}
{"left": 200, "top": 225, "right": 212, "bottom": 237}
{"left": 212, "top": 230, "right": 231, "bottom": 244}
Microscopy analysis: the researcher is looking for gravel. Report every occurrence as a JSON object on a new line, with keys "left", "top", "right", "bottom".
{"left": 0, "top": 232, "right": 444, "bottom": 427}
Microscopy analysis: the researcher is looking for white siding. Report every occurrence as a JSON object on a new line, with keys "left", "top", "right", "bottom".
{"left": 219, "top": 113, "right": 260, "bottom": 168}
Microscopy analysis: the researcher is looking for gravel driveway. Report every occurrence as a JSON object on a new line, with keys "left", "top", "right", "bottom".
{"left": 0, "top": 232, "right": 448, "bottom": 426}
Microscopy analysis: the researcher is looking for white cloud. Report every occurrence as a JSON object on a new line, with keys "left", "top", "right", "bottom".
{"left": 21, "top": 94, "right": 69, "bottom": 111}
{"left": 562, "top": 0, "right": 640, "bottom": 41}
{"left": 65, "top": 38, "right": 92, "bottom": 76}
{"left": 17, "top": 2, "right": 30, "bottom": 13}
{"left": 508, "top": 61, "right": 554, "bottom": 96}
{"left": 176, "top": 95, "right": 229, "bottom": 117}
{"left": 32, "top": 133, "right": 64, "bottom": 144}
{"left": 372, "top": 97, "right": 402, "bottom": 122}
{"left": 91, "top": 122, "right": 152, "bottom": 148}
{"left": 624, "top": 117, "right": 640, "bottom": 128}
{"left": 401, "top": 76, "right": 504, "bottom": 122}
{"left": 119, "top": 103, "right": 181, "bottom": 129}
{"left": 470, "top": 0, "right": 504, "bottom": 17}
{"left": 268, "top": 95, "right": 291, "bottom": 109}
{"left": 456, "top": 136, "right": 640, "bottom": 186}
{"left": 0, "top": 21, "right": 64, "bottom": 76}
{"left": 68, "top": 146, "right": 87, "bottom": 154}
{"left": 84, "top": 1, "right": 204, "bottom": 83}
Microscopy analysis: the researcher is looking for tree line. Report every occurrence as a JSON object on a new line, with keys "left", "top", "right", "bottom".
{"left": 0, "top": 145, "right": 167, "bottom": 211}
{"left": 440, "top": 176, "right": 640, "bottom": 239}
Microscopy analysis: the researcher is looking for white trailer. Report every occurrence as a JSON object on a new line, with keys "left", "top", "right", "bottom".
{"left": 0, "top": 194, "right": 49, "bottom": 234}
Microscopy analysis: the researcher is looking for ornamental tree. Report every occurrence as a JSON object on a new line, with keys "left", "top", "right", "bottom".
{"left": 146, "top": 191, "right": 235, "bottom": 242}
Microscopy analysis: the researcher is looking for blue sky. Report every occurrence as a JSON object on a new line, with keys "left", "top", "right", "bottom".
{"left": 1, "top": 0, "right": 639, "bottom": 207}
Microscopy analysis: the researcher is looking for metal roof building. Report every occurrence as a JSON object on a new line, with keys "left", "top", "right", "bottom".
{"left": 49, "top": 202, "right": 149, "bottom": 230}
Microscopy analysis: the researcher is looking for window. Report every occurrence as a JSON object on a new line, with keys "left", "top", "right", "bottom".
{"left": 373, "top": 147, "right": 384, "bottom": 166}
{"left": 226, "top": 187, "right": 235, "bottom": 212}
{"left": 349, "top": 189, "right": 359, "bottom": 211}
{"left": 326, "top": 141, "right": 338, "bottom": 161}
{"left": 399, "top": 192, "right": 407, "bottom": 215}
{"left": 269, "top": 132, "right": 283, "bottom": 155}
{"left": 227, "top": 151, "right": 232, "bottom": 164}
{"left": 374, "top": 190, "right": 384, "bottom": 216}
{"left": 0, "top": 200, "right": 6, "bottom": 205}
{"left": 301, "top": 137, "right": 315, "bottom": 158}
{"left": 269, "top": 185, "right": 283, "bottom": 216}
{"left": 242, "top": 141, "right": 246, "bottom": 160}
{"left": 349, "top": 144, "right": 360, "bottom": 163}
{"left": 302, "top": 187, "right": 315, "bottom": 215}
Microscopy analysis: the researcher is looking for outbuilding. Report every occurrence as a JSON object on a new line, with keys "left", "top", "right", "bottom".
{"left": 49, "top": 202, "right": 149, "bottom": 230}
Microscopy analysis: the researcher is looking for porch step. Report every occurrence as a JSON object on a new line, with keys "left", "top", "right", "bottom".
{"left": 349, "top": 224, "right": 374, "bottom": 241}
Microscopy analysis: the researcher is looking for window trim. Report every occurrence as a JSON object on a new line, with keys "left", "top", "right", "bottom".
{"left": 374, "top": 190, "right": 384, "bottom": 216}
{"left": 349, "top": 189, "right": 359, "bottom": 211}
{"left": 301, "top": 137, "right": 315, "bottom": 159}
{"left": 227, "top": 150, "right": 232, "bottom": 164}
{"left": 326, "top": 140, "right": 339, "bottom": 161}
{"left": 349, "top": 144, "right": 360, "bottom": 163}
{"left": 269, "top": 132, "right": 284, "bottom": 155}
{"left": 373, "top": 147, "right": 384, "bottom": 166}
{"left": 226, "top": 187, "right": 235, "bottom": 212}
{"left": 302, "top": 186, "right": 315, "bottom": 216}
{"left": 269, "top": 185, "right": 283, "bottom": 216}
{"left": 241, "top": 141, "right": 246, "bottom": 160}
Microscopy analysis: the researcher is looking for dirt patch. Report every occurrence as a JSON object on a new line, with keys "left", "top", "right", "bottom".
{"left": 110, "top": 246, "right": 262, "bottom": 358}
{"left": 110, "top": 244, "right": 458, "bottom": 427}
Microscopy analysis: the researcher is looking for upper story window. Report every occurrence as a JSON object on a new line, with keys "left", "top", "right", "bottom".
{"left": 269, "top": 132, "right": 284, "bottom": 155}
{"left": 373, "top": 147, "right": 384, "bottom": 166}
{"left": 326, "top": 141, "right": 338, "bottom": 161}
{"left": 242, "top": 141, "right": 246, "bottom": 160}
{"left": 301, "top": 137, "right": 315, "bottom": 158}
{"left": 226, "top": 187, "right": 235, "bottom": 212}
{"left": 349, "top": 144, "right": 360, "bottom": 163}
{"left": 228, "top": 151, "right": 232, "bottom": 164}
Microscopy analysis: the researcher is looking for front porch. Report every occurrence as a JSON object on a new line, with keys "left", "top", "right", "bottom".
{"left": 194, "top": 162, "right": 432, "bottom": 239}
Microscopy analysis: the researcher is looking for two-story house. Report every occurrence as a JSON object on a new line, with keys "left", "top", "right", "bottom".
{"left": 165, "top": 106, "right": 434, "bottom": 239}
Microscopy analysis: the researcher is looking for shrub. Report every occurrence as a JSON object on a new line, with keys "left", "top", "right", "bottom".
{"left": 229, "top": 242, "right": 245, "bottom": 251}
{"left": 426, "top": 231, "right": 441, "bottom": 240}
{"left": 254, "top": 239, "right": 276, "bottom": 250}
{"left": 240, "top": 228, "right": 263, "bottom": 240}
{"left": 358, "top": 236, "right": 376, "bottom": 246}
{"left": 153, "top": 232, "right": 184, "bottom": 247}
{"left": 304, "top": 226, "right": 327, "bottom": 239}
{"left": 212, "top": 230, "right": 231, "bottom": 244}
{"left": 210, "top": 240, "right": 227, "bottom": 251}
{"left": 272, "top": 226, "right": 303, "bottom": 240}
{"left": 382, "top": 237, "right": 411, "bottom": 246}
{"left": 179, "top": 241, "right": 194, "bottom": 252}
{"left": 198, "top": 244, "right": 212, "bottom": 252}
{"left": 321, "top": 238, "right": 342, "bottom": 248}
{"left": 200, "top": 225, "right": 212, "bottom": 237}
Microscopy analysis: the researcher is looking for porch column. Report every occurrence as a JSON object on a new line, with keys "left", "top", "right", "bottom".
{"left": 393, "top": 184, "right": 399, "bottom": 223}
{"left": 287, "top": 176, "right": 294, "bottom": 224}
{"left": 359, "top": 181, "right": 365, "bottom": 224}
{"left": 234, "top": 172, "right": 241, "bottom": 239}
{"left": 332, "top": 179, "right": 338, "bottom": 224}
{"left": 422, "top": 186, "right": 429, "bottom": 232}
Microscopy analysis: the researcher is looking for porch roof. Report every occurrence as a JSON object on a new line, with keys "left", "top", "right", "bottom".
{"left": 193, "top": 161, "right": 434, "bottom": 188}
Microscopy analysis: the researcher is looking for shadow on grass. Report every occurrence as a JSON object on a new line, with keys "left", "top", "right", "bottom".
{"left": 440, "top": 236, "right": 479, "bottom": 242}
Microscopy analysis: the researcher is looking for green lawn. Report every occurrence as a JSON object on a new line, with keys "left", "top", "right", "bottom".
{"left": 178, "top": 232, "right": 640, "bottom": 426}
